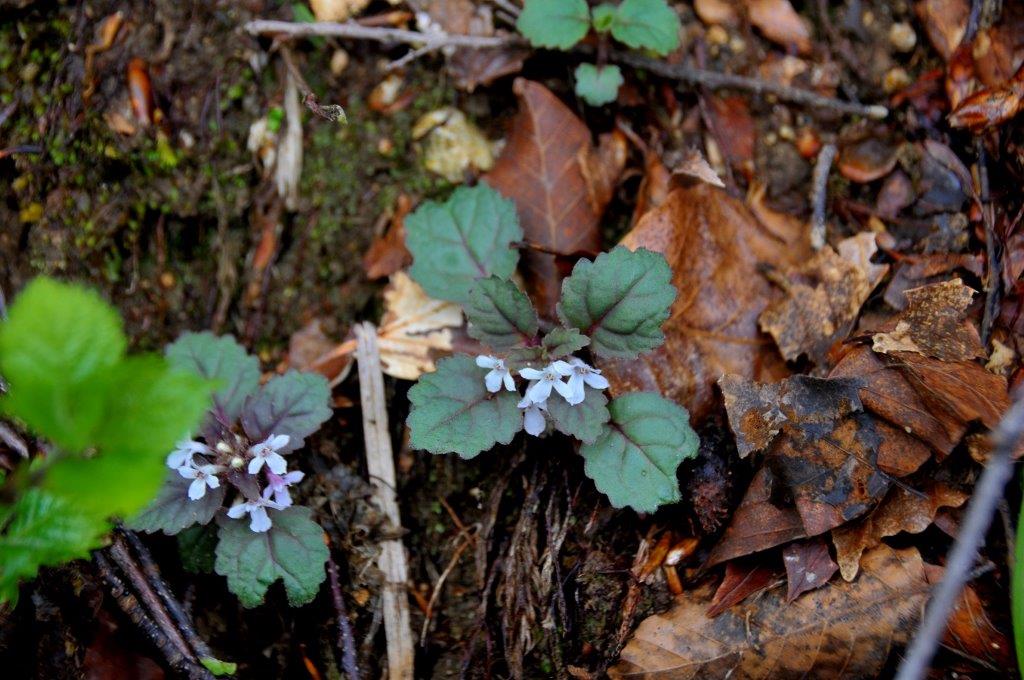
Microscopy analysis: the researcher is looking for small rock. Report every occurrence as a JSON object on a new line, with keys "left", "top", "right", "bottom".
{"left": 707, "top": 24, "right": 729, "bottom": 46}
{"left": 888, "top": 22, "right": 917, "bottom": 52}
{"left": 330, "top": 48, "right": 350, "bottom": 76}
{"left": 883, "top": 67, "right": 912, "bottom": 93}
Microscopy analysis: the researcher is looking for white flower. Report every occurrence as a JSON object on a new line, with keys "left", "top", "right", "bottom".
{"left": 518, "top": 395, "right": 548, "bottom": 436}
{"left": 475, "top": 355, "right": 516, "bottom": 393}
{"left": 564, "top": 357, "right": 610, "bottom": 405}
{"left": 178, "top": 463, "right": 224, "bottom": 500}
{"left": 166, "top": 438, "right": 210, "bottom": 470}
{"left": 226, "top": 497, "right": 281, "bottom": 533}
{"left": 262, "top": 470, "right": 304, "bottom": 508}
{"left": 519, "top": 361, "right": 573, "bottom": 404}
{"left": 247, "top": 434, "right": 290, "bottom": 475}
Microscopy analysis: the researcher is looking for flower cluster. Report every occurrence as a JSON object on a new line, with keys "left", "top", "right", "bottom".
{"left": 476, "top": 355, "right": 610, "bottom": 436}
{"left": 165, "top": 433, "right": 304, "bottom": 533}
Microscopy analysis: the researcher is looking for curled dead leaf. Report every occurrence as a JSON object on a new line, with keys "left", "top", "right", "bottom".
{"left": 706, "top": 560, "right": 777, "bottom": 617}
{"left": 745, "top": 0, "right": 812, "bottom": 54}
{"left": 915, "top": 0, "right": 970, "bottom": 61}
{"left": 377, "top": 271, "right": 463, "bottom": 380}
{"left": 783, "top": 538, "right": 838, "bottom": 602}
{"left": 872, "top": 278, "right": 985, "bottom": 361}
{"left": 412, "top": 107, "right": 495, "bottom": 182}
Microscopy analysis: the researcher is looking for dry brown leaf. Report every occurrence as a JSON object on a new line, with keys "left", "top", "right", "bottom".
{"left": 671, "top": 147, "right": 725, "bottom": 188}
{"left": 838, "top": 134, "right": 899, "bottom": 183}
{"left": 832, "top": 482, "right": 968, "bottom": 581}
{"left": 883, "top": 252, "right": 984, "bottom": 310}
{"left": 872, "top": 279, "right": 985, "bottom": 361}
{"left": 363, "top": 194, "right": 413, "bottom": 280}
{"left": 377, "top": 271, "right": 463, "bottom": 380}
{"left": 948, "top": 62, "right": 1024, "bottom": 131}
{"left": 759, "top": 234, "right": 885, "bottom": 364}
{"left": 745, "top": 0, "right": 812, "bottom": 54}
{"left": 783, "top": 538, "right": 839, "bottom": 602}
{"left": 412, "top": 107, "right": 496, "bottom": 182}
{"left": 485, "top": 79, "right": 626, "bottom": 316}
{"left": 599, "top": 184, "right": 809, "bottom": 424}
{"left": 706, "top": 467, "right": 805, "bottom": 568}
{"left": 706, "top": 561, "right": 777, "bottom": 617}
{"left": 923, "top": 564, "right": 1014, "bottom": 669}
{"left": 915, "top": 0, "right": 970, "bottom": 61}
{"left": 612, "top": 544, "right": 929, "bottom": 679}
{"left": 705, "top": 94, "right": 755, "bottom": 177}
{"left": 695, "top": 0, "right": 739, "bottom": 25}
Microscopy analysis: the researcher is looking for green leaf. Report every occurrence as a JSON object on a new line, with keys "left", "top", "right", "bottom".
{"left": 129, "top": 472, "right": 225, "bottom": 535}
{"left": 201, "top": 657, "right": 238, "bottom": 677}
{"left": 611, "top": 0, "right": 681, "bottom": 55}
{"left": 592, "top": 3, "right": 617, "bottom": 32}
{"left": 214, "top": 506, "right": 328, "bottom": 607}
{"left": 166, "top": 332, "right": 260, "bottom": 425}
{"left": 407, "top": 355, "right": 522, "bottom": 458}
{"left": 516, "top": 0, "right": 591, "bottom": 49}
{"left": 406, "top": 185, "right": 523, "bottom": 305}
{"left": 557, "top": 246, "right": 676, "bottom": 359}
{"left": 542, "top": 327, "right": 590, "bottom": 359}
{"left": 46, "top": 356, "right": 214, "bottom": 518}
{"left": 465, "top": 277, "right": 540, "bottom": 349}
{"left": 574, "top": 63, "right": 623, "bottom": 106}
{"left": 580, "top": 392, "right": 698, "bottom": 512}
{"left": 0, "top": 277, "right": 126, "bottom": 452}
{"left": 548, "top": 386, "right": 610, "bottom": 444}
{"left": 240, "top": 371, "right": 332, "bottom": 453}
{"left": 0, "top": 489, "right": 108, "bottom": 604}
{"left": 178, "top": 524, "right": 219, "bottom": 573}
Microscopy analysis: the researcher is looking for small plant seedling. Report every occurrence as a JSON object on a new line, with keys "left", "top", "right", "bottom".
{"left": 0, "top": 278, "right": 214, "bottom": 603}
{"left": 403, "top": 184, "right": 699, "bottom": 512}
{"left": 131, "top": 332, "right": 333, "bottom": 608}
{"left": 517, "top": 0, "right": 682, "bottom": 106}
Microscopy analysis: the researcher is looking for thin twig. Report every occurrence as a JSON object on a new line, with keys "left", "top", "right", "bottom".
{"left": 354, "top": 322, "right": 414, "bottom": 680}
{"left": 419, "top": 532, "right": 474, "bottom": 644}
{"left": 895, "top": 389, "right": 1024, "bottom": 680}
{"left": 977, "top": 140, "right": 1000, "bottom": 347}
{"left": 326, "top": 548, "right": 361, "bottom": 680}
{"left": 611, "top": 50, "right": 889, "bottom": 119}
{"left": 246, "top": 19, "right": 513, "bottom": 49}
{"left": 810, "top": 143, "right": 838, "bottom": 250}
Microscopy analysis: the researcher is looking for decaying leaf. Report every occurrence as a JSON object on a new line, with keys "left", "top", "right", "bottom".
{"left": 704, "top": 94, "right": 755, "bottom": 178}
{"left": 671, "top": 147, "right": 725, "bottom": 188}
{"left": 706, "top": 560, "right": 778, "bottom": 617}
{"left": 832, "top": 482, "right": 968, "bottom": 581}
{"left": 706, "top": 467, "right": 805, "bottom": 567}
{"left": 377, "top": 271, "right": 463, "bottom": 380}
{"left": 948, "top": 62, "right": 1024, "bottom": 131}
{"left": 362, "top": 193, "right": 412, "bottom": 280}
{"left": 783, "top": 538, "right": 838, "bottom": 602}
{"left": 412, "top": 107, "right": 496, "bottom": 182}
{"left": 485, "top": 79, "right": 627, "bottom": 316}
{"left": 759, "top": 234, "right": 886, "bottom": 364}
{"left": 872, "top": 279, "right": 985, "bottom": 361}
{"left": 838, "top": 133, "right": 898, "bottom": 183}
{"left": 745, "top": 0, "right": 812, "bottom": 54}
{"left": 923, "top": 564, "right": 1014, "bottom": 669}
{"left": 599, "top": 184, "right": 809, "bottom": 424}
{"left": 612, "top": 545, "right": 930, "bottom": 679}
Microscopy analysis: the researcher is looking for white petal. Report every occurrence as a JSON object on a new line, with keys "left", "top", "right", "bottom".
{"left": 583, "top": 372, "right": 610, "bottom": 390}
{"left": 249, "top": 506, "right": 272, "bottom": 532}
{"left": 526, "top": 380, "right": 553, "bottom": 404}
{"left": 476, "top": 355, "right": 500, "bottom": 369}
{"left": 274, "top": 488, "right": 294, "bottom": 508}
{"left": 166, "top": 450, "right": 190, "bottom": 469}
{"left": 517, "top": 394, "right": 533, "bottom": 408}
{"left": 266, "top": 452, "right": 288, "bottom": 475}
{"left": 177, "top": 466, "right": 199, "bottom": 479}
{"left": 247, "top": 456, "right": 264, "bottom": 474}
{"left": 262, "top": 486, "right": 274, "bottom": 501}
{"left": 519, "top": 367, "right": 544, "bottom": 380}
{"left": 206, "top": 476, "right": 221, "bottom": 489}
{"left": 523, "top": 406, "right": 546, "bottom": 436}
{"left": 549, "top": 360, "right": 573, "bottom": 376}
{"left": 568, "top": 357, "right": 587, "bottom": 368}
{"left": 502, "top": 371, "right": 516, "bottom": 392}
{"left": 484, "top": 369, "right": 503, "bottom": 393}
{"left": 558, "top": 375, "right": 585, "bottom": 405}
{"left": 267, "top": 434, "right": 290, "bottom": 450}
{"left": 227, "top": 503, "right": 248, "bottom": 519}
{"left": 283, "top": 470, "right": 305, "bottom": 484}
{"left": 188, "top": 478, "right": 207, "bottom": 500}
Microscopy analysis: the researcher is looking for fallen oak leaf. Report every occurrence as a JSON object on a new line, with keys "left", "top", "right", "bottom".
{"left": 484, "top": 79, "right": 627, "bottom": 316}
{"left": 832, "top": 481, "right": 968, "bottom": 581}
{"left": 612, "top": 544, "right": 930, "bottom": 679}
